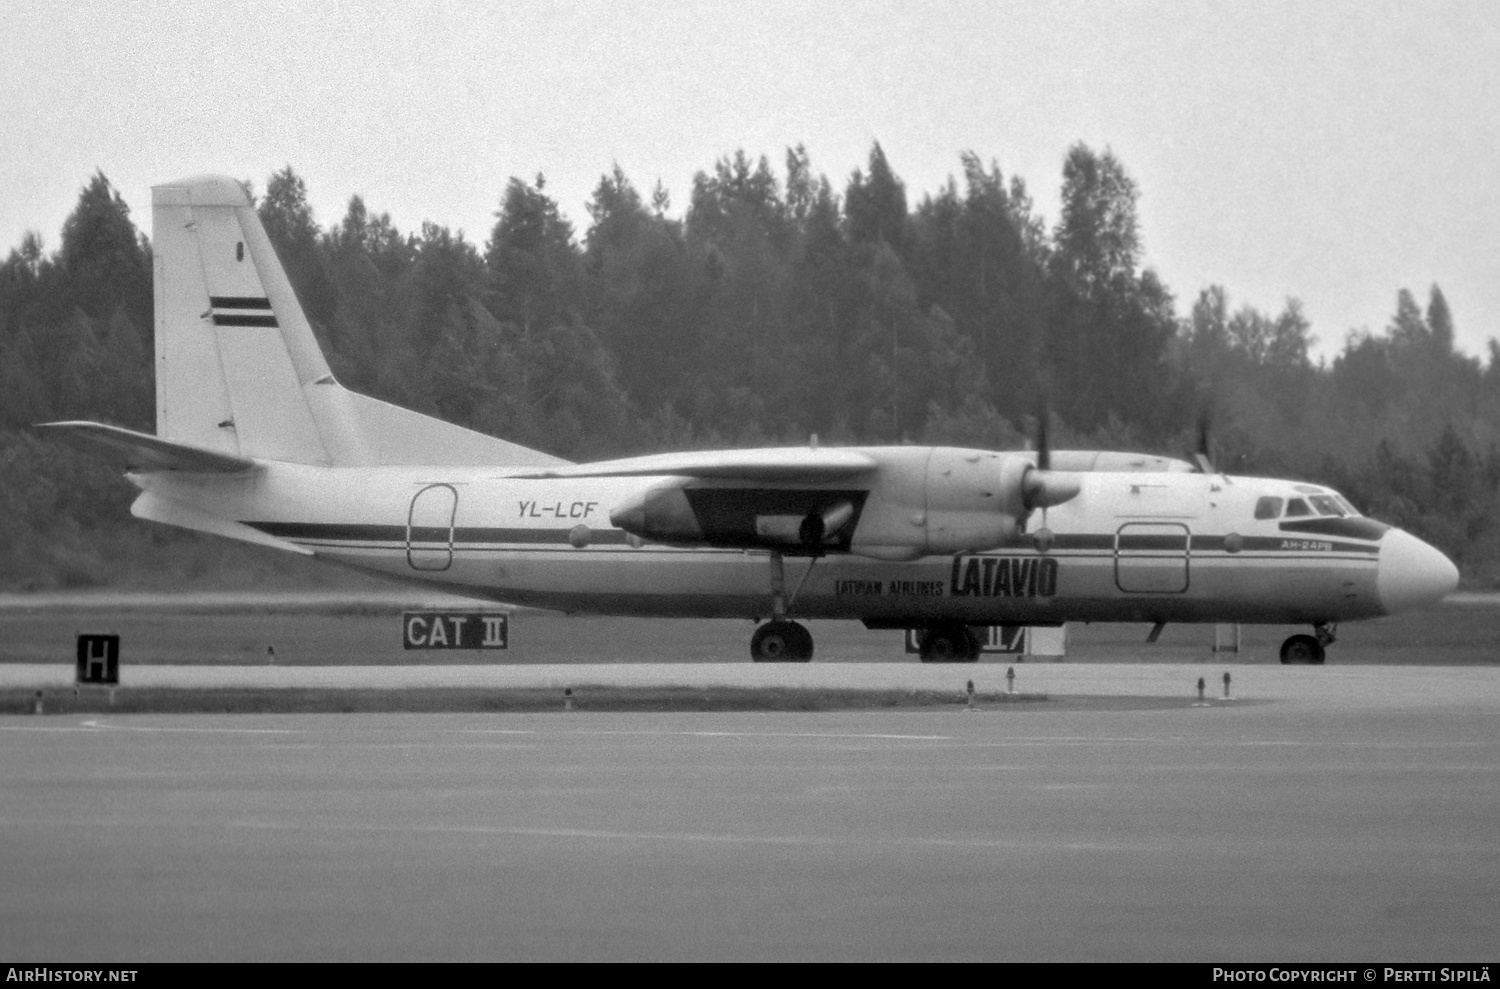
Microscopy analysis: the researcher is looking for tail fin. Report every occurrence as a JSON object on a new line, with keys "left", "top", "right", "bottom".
{"left": 151, "top": 175, "right": 566, "bottom": 468}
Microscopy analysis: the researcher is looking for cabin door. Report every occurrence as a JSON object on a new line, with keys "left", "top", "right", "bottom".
{"left": 1114, "top": 522, "right": 1190, "bottom": 593}
{"left": 407, "top": 484, "right": 458, "bottom": 571}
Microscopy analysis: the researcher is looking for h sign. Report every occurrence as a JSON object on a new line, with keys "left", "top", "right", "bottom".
{"left": 76, "top": 634, "right": 120, "bottom": 685}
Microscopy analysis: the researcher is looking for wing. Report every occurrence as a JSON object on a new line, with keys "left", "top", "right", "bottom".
{"left": 503, "top": 447, "right": 878, "bottom": 482}
{"left": 38, "top": 421, "right": 258, "bottom": 474}
{"left": 509, "top": 448, "right": 879, "bottom": 555}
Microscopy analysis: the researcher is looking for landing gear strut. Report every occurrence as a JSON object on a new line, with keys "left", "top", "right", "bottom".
{"left": 918, "top": 623, "right": 980, "bottom": 663}
{"left": 751, "top": 550, "right": 814, "bottom": 662}
{"left": 1280, "top": 623, "right": 1335, "bottom": 665}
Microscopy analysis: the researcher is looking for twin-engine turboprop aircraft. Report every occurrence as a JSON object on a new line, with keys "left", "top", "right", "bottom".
{"left": 41, "top": 175, "right": 1460, "bottom": 663}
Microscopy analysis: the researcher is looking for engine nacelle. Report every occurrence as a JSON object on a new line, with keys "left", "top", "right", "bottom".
{"left": 607, "top": 446, "right": 1081, "bottom": 559}
{"left": 861, "top": 448, "right": 1081, "bottom": 559}
{"left": 921, "top": 449, "right": 1031, "bottom": 555}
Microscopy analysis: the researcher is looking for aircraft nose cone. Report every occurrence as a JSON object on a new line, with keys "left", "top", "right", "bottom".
{"left": 1377, "top": 529, "right": 1459, "bottom": 614}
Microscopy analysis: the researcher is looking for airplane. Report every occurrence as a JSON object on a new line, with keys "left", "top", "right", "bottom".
{"left": 40, "top": 174, "right": 1460, "bottom": 664}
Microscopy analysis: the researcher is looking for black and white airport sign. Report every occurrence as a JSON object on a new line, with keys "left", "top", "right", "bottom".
{"left": 403, "top": 612, "right": 508, "bottom": 650}
{"left": 76, "top": 634, "right": 120, "bottom": 684}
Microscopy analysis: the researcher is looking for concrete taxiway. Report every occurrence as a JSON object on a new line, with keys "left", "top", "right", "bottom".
{"left": 3, "top": 659, "right": 1499, "bottom": 710}
{"left": 2, "top": 664, "right": 1497, "bottom": 961}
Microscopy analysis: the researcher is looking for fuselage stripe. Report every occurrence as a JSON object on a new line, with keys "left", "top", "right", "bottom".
{"left": 245, "top": 522, "right": 1382, "bottom": 558}
{"left": 246, "top": 521, "right": 631, "bottom": 545}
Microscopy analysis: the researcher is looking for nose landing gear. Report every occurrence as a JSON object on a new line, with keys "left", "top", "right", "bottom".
{"left": 1280, "top": 622, "right": 1336, "bottom": 664}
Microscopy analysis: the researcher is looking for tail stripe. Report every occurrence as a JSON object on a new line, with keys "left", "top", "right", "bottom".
{"left": 211, "top": 313, "right": 279, "bottom": 327}
{"left": 209, "top": 296, "right": 272, "bottom": 309}
{"left": 209, "top": 295, "right": 278, "bottom": 327}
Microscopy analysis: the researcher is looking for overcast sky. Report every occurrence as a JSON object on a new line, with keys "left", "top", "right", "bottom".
{"left": 3, "top": 0, "right": 1496, "bottom": 360}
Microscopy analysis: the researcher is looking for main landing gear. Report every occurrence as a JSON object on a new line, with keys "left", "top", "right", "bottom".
{"left": 751, "top": 620, "right": 813, "bottom": 661}
{"left": 1280, "top": 622, "right": 1336, "bottom": 664}
{"left": 751, "top": 550, "right": 815, "bottom": 662}
{"left": 917, "top": 623, "right": 980, "bottom": 663}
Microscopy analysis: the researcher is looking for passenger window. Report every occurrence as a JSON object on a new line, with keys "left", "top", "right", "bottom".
{"left": 1285, "top": 498, "right": 1312, "bottom": 518}
{"left": 1254, "top": 496, "right": 1284, "bottom": 520}
{"left": 1309, "top": 495, "right": 1344, "bottom": 517}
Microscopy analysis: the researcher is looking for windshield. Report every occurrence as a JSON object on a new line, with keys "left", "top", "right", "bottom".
{"left": 1309, "top": 495, "right": 1346, "bottom": 517}
{"left": 1259, "top": 491, "right": 1363, "bottom": 520}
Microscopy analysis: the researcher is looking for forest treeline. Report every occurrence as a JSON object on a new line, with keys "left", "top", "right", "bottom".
{"left": 4, "top": 143, "right": 1500, "bottom": 589}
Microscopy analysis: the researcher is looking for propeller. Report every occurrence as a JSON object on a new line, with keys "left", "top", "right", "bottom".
{"left": 1022, "top": 403, "right": 1078, "bottom": 550}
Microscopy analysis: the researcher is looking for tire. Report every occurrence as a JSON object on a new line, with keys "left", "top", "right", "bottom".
{"left": 1279, "top": 634, "right": 1326, "bottom": 665}
{"left": 752, "top": 620, "right": 813, "bottom": 662}
{"left": 918, "top": 625, "right": 979, "bottom": 663}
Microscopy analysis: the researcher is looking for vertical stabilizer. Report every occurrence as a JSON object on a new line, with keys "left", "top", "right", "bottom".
{"left": 151, "top": 175, "right": 567, "bottom": 469}
{"left": 153, "top": 176, "right": 333, "bottom": 464}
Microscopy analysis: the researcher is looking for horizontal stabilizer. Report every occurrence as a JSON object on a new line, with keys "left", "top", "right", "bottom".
{"left": 38, "top": 421, "right": 258, "bottom": 474}
{"left": 505, "top": 447, "right": 878, "bottom": 482}
{"left": 130, "top": 491, "right": 313, "bottom": 555}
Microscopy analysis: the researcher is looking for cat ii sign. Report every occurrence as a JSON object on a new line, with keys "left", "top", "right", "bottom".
{"left": 403, "top": 612, "right": 508, "bottom": 650}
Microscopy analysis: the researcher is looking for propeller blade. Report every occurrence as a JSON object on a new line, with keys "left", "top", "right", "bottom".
{"left": 1193, "top": 411, "right": 1214, "bottom": 473}
{"left": 1036, "top": 404, "right": 1050, "bottom": 472}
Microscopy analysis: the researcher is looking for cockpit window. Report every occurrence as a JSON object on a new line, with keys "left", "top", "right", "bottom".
{"left": 1335, "top": 496, "right": 1361, "bottom": 517}
{"left": 1284, "top": 498, "right": 1312, "bottom": 518}
{"left": 1254, "top": 496, "right": 1284, "bottom": 520}
{"left": 1309, "top": 495, "right": 1346, "bottom": 517}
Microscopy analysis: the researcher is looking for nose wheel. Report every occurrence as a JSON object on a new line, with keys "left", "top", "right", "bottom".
{"left": 1279, "top": 635, "right": 1324, "bottom": 664}
{"left": 1280, "top": 623, "right": 1334, "bottom": 664}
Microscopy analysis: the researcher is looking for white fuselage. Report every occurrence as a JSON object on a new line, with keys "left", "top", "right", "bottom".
{"left": 131, "top": 460, "right": 1452, "bottom": 627}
